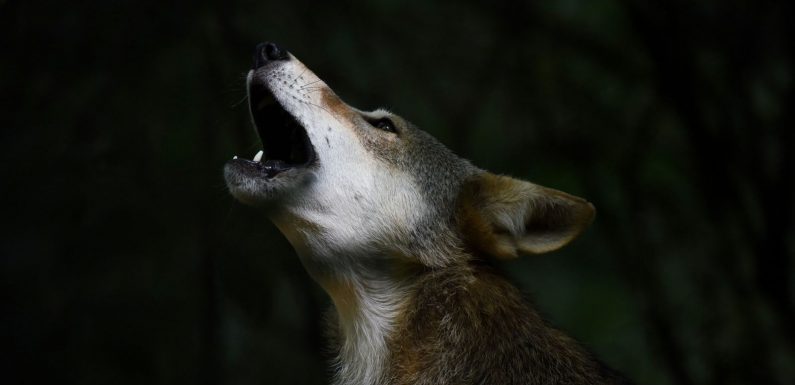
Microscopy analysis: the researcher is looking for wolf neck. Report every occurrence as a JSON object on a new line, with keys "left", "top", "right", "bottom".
{"left": 270, "top": 212, "right": 413, "bottom": 385}
{"left": 324, "top": 268, "right": 408, "bottom": 385}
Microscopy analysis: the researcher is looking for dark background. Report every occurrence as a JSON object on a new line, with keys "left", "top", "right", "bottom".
{"left": 2, "top": 0, "right": 793, "bottom": 384}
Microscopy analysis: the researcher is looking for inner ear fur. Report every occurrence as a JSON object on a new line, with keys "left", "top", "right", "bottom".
{"left": 457, "top": 172, "right": 596, "bottom": 259}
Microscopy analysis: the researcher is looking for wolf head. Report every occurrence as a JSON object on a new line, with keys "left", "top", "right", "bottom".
{"left": 224, "top": 43, "right": 595, "bottom": 278}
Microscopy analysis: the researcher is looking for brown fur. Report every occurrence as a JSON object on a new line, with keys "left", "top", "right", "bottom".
{"left": 320, "top": 88, "right": 351, "bottom": 119}
{"left": 384, "top": 265, "right": 629, "bottom": 385}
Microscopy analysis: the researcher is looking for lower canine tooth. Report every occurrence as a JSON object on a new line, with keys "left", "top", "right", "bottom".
{"left": 253, "top": 150, "right": 263, "bottom": 162}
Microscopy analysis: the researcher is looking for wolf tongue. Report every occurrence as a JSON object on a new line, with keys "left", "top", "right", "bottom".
{"left": 262, "top": 159, "right": 290, "bottom": 177}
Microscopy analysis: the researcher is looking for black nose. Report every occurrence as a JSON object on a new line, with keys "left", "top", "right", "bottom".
{"left": 253, "top": 42, "right": 289, "bottom": 69}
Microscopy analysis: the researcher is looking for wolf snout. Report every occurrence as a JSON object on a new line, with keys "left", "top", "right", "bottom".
{"left": 253, "top": 42, "right": 289, "bottom": 69}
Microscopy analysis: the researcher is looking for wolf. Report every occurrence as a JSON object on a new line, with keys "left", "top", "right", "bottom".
{"left": 224, "top": 42, "right": 631, "bottom": 385}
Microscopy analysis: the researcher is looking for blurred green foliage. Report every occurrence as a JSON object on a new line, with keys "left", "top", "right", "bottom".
{"left": 1, "top": 0, "right": 793, "bottom": 384}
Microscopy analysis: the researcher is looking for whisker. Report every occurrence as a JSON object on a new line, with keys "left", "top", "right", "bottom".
{"left": 304, "top": 100, "right": 344, "bottom": 126}
{"left": 299, "top": 79, "right": 323, "bottom": 89}
{"left": 231, "top": 94, "right": 248, "bottom": 108}
{"left": 291, "top": 68, "right": 309, "bottom": 87}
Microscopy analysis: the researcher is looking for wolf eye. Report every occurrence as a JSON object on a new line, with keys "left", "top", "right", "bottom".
{"left": 371, "top": 118, "right": 397, "bottom": 133}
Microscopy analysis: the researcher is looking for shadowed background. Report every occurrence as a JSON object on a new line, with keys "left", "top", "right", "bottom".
{"left": 2, "top": 0, "right": 793, "bottom": 384}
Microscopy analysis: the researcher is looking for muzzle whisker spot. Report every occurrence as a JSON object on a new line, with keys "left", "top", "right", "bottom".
{"left": 290, "top": 67, "right": 309, "bottom": 88}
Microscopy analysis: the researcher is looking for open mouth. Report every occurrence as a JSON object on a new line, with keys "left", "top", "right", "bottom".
{"left": 233, "top": 77, "right": 316, "bottom": 178}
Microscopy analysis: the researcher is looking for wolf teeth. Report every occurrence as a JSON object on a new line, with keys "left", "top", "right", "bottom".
{"left": 233, "top": 155, "right": 238, "bottom": 160}
{"left": 253, "top": 150, "right": 264, "bottom": 162}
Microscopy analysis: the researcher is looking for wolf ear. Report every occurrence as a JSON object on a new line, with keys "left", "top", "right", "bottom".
{"left": 458, "top": 173, "right": 595, "bottom": 259}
